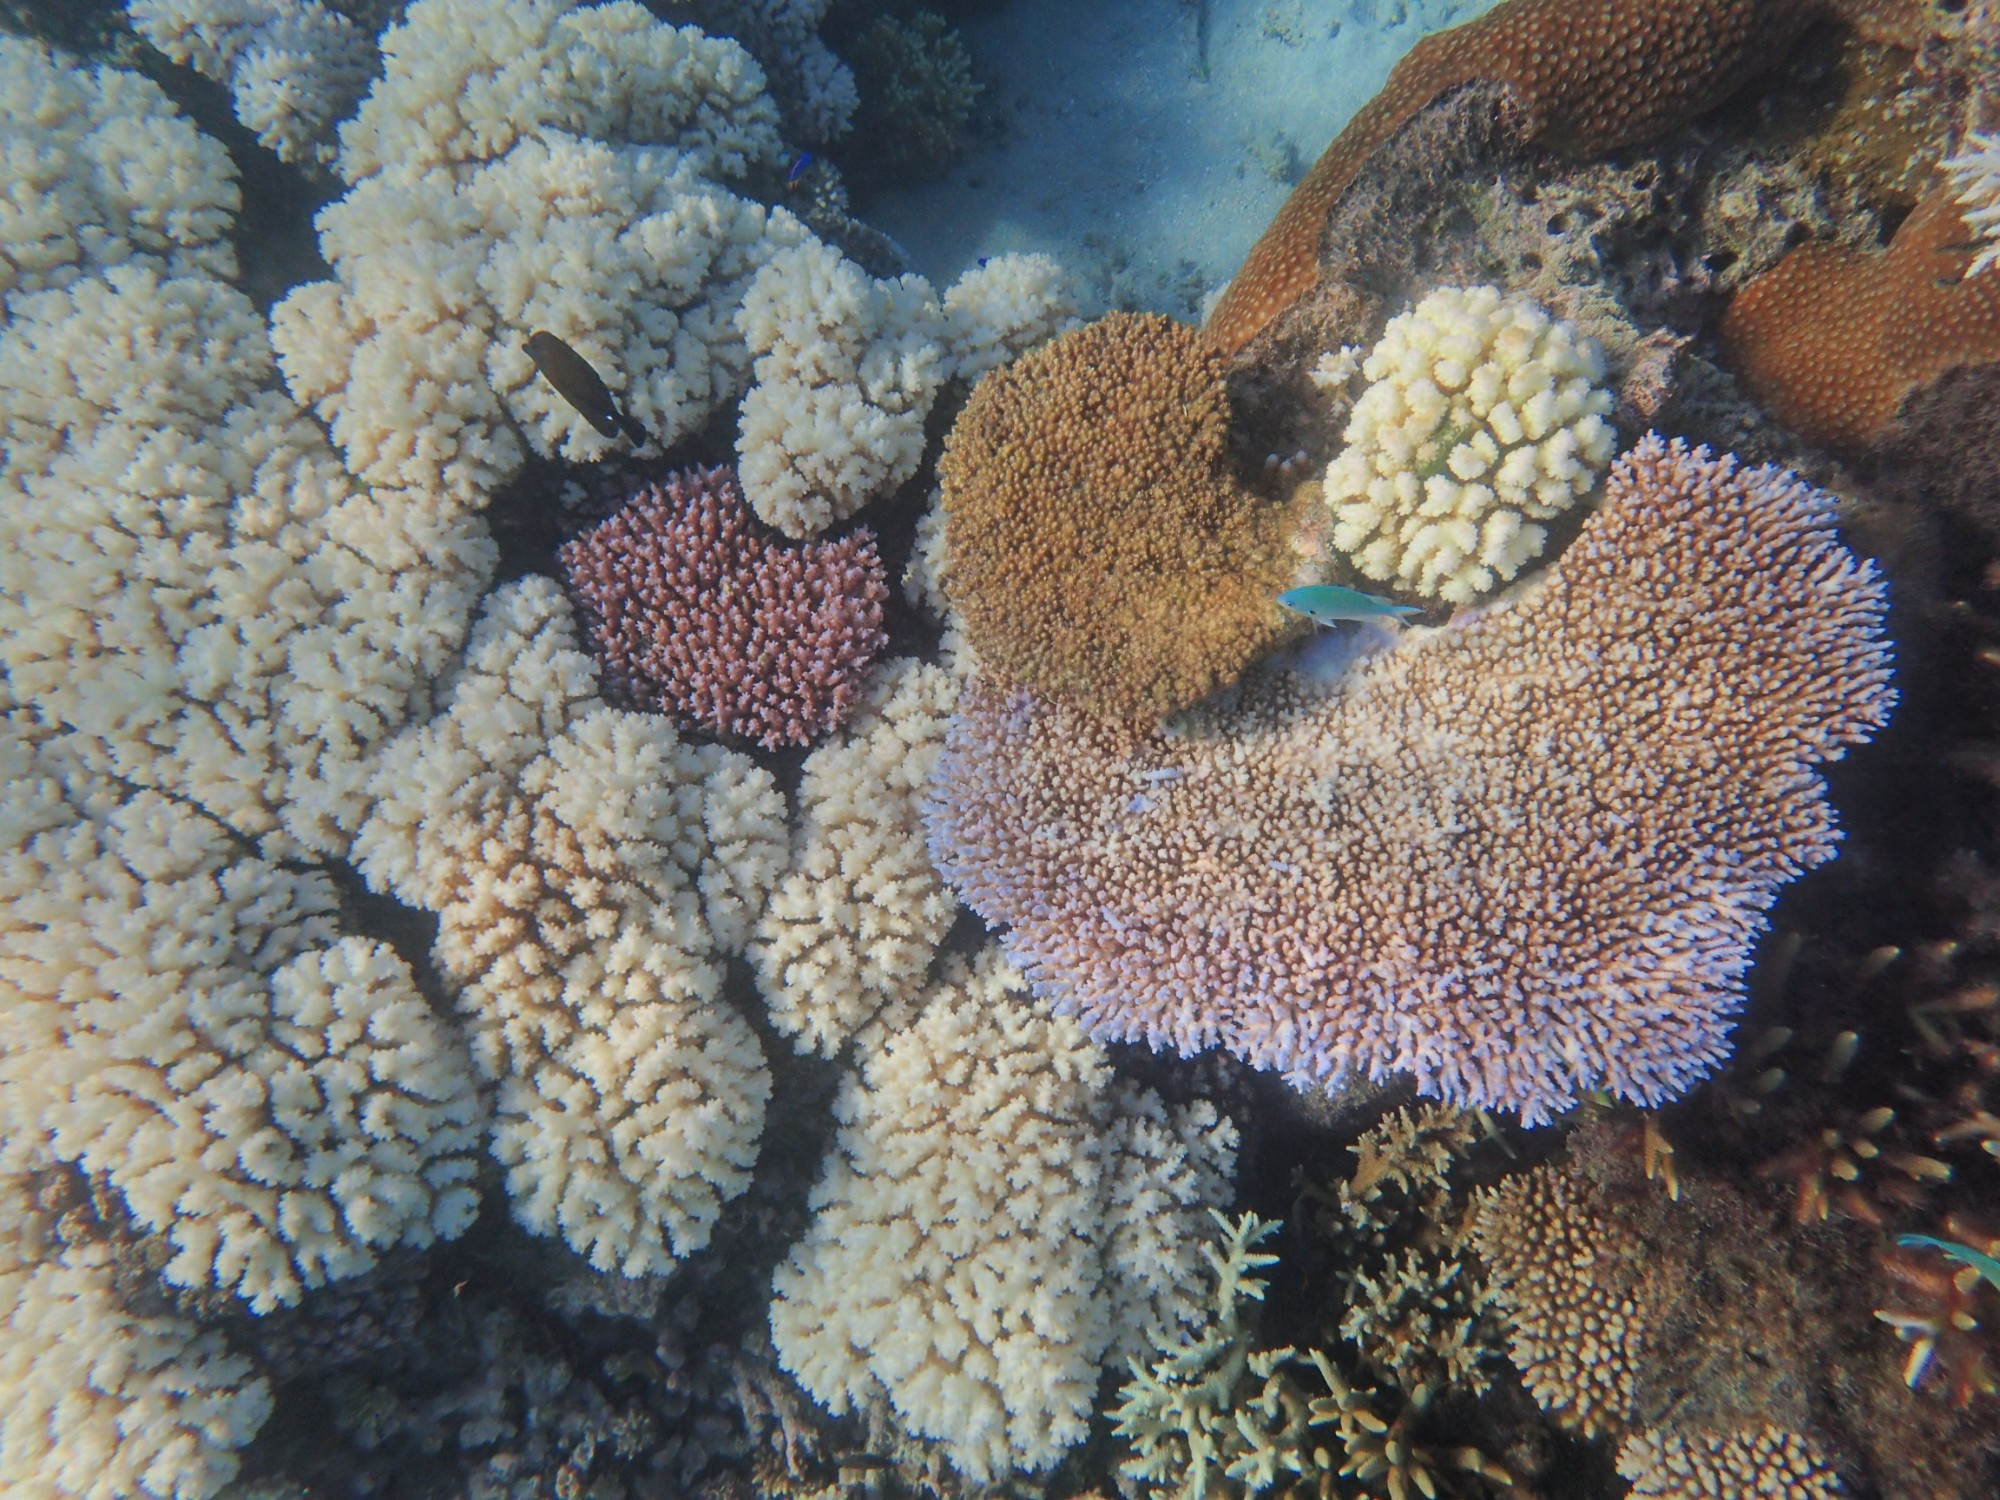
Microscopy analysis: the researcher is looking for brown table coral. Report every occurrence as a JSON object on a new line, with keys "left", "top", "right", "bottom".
{"left": 1204, "top": 0, "right": 1930, "bottom": 356}
{"left": 938, "top": 311, "right": 1300, "bottom": 732}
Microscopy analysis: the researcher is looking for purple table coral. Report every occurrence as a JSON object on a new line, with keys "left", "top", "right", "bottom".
{"left": 926, "top": 436, "right": 1896, "bottom": 1124}
{"left": 558, "top": 466, "right": 887, "bottom": 750}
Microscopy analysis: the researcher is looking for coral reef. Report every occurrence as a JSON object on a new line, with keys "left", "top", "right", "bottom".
{"left": 845, "top": 9, "right": 981, "bottom": 182}
{"left": 0, "top": 34, "right": 492, "bottom": 860}
{"left": 1204, "top": 0, "right": 1885, "bottom": 354}
{"left": 663, "top": 0, "right": 858, "bottom": 145}
{"left": 125, "top": 0, "right": 374, "bottom": 164}
{"left": 1319, "top": 284, "right": 1615, "bottom": 603}
{"left": 748, "top": 658, "right": 960, "bottom": 1055}
{"left": 557, "top": 465, "right": 888, "bottom": 749}
{"left": 352, "top": 580, "right": 788, "bottom": 1274}
{"left": 1615, "top": 1425, "right": 1845, "bottom": 1499}
{"left": 735, "top": 238, "right": 947, "bottom": 537}
{"left": 1721, "top": 186, "right": 2000, "bottom": 453}
{"left": 929, "top": 436, "right": 1894, "bottom": 1122}
{"left": 768, "top": 947, "right": 1237, "bottom": 1483}
{"left": 938, "top": 311, "right": 1301, "bottom": 731}
{"left": 0, "top": 1172, "right": 272, "bottom": 1500}
{"left": 1469, "top": 1162, "right": 1660, "bottom": 1435}
{"left": 272, "top": 0, "right": 800, "bottom": 505}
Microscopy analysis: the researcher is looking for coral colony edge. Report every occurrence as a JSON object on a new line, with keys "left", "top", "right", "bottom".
{"left": 1, "top": 1, "right": 1998, "bottom": 1499}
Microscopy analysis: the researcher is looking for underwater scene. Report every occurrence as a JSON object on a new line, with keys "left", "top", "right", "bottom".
{"left": 1, "top": 0, "right": 1997, "bottom": 1496}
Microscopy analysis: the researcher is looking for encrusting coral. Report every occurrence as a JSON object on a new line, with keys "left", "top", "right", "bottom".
{"left": 928, "top": 436, "right": 1894, "bottom": 1122}
{"left": 1320, "top": 285, "right": 1615, "bottom": 603}
{"left": 938, "top": 311, "right": 1301, "bottom": 731}
{"left": 768, "top": 947, "right": 1237, "bottom": 1483}
{"left": 557, "top": 465, "right": 888, "bottom": 749}
{"left": 748, "top": 657, "right": 962, "bottom": 1055}
{"left": 352, "top": 579, "right": 788, "bottom": 1275}
{"left": 1204, "top": 0, "right": 1932, "bottom": 354}
{"left": 1721, "top": 185, "right": 2000, "bottom": 453}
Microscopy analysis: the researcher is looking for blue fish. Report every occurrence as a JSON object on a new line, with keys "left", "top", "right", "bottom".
{"left": 1278, "top": 584, "right": 1421, "bottom": 627}
{"left": 1896, "top": 1233, "right": 2000, "bottom": 1294}
{"left": 787, "top": 151, "right": 814, "bottom": 184}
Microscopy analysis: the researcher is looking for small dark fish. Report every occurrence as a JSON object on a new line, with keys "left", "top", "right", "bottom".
{"left": 524, "top": 330, "right": 649, "bottom": 446}
{"left": 786, "top": 151, "right": 814, "bottom": 184}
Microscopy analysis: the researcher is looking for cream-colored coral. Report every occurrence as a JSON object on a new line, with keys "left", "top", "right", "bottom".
{"left": 0, "top": 37, "right": 238, "bottom": 301}
{"left": 736, "top": 239, "right": 949, "bottom": 537}
{"left": 126, "top": 0, "right": 373, "bottom": 165}
{"left": 0, "top": 731, "right": 485, "bottom": 1314}
{"left": 1944, "top": 129, "right": 2000, "bottom": 277}
{"left": 749, "top": 657, "right": 960, "bottom": 1055}
{"left": 353, "top": 578, "right": 787, "bottom": 1275}
{"left": 940, "top": 251, "right": 1081, "bottom": 383}
{"left": 1468, "top": 1163, "right": 1661, "bottom": 1436}
{"left": 769, "top": 948, "right": 1237, "bottom": 1482}
{"left": 0, "top": 1173, "right": 273, "bottom": 1500}
{"left": 1616, "top": 1425, "right": 1845, "bottom": 1498}
{"left": 1324, "top": 284, "right": 1614, "bottom": 602}
{"left": 0, "top": 36, "right": 494, "bottom": 859}
{"left": 272, "top": 0, "right": 802, "bottom": 508}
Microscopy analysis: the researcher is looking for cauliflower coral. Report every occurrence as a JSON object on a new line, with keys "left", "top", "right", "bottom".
{"left": 1323, "top": 284, "right": 1615, "bottom": 604}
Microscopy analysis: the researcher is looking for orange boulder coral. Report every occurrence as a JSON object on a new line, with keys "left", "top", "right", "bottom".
{"left": 1721, "top": 187, "right": 2000, "bottom": 453}
{"left": 1206, "top": 0, "right": 1928, "bottom": 355}
{"left": 937, "top": 312, "right": 1299, "bottom": 731}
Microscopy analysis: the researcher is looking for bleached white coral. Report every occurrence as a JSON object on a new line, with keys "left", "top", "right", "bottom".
{"left": 0, "top": 37, "right": 239, "bottom": 301}
{"left": 0, "top": 1174, "right": 273, "bottom": 1500}
{"left": 0, "top": 732, "right": 486, "bottom": 1314}
{"left": 126, "top": 0, "right": 374, "bottom": 165}
{"left": 749, "top": 657, "right": 960, "bottom": 1054}
{"left": 1944, "top": 129, "right": 2000, "bottom": 278}
{"left": 0, "top": 268, "right": 496, "bottom": 857}
{"left": 769, "top": 948, "right": 1237, "bottom": 1482}
{"left": 736, "top": 239, "right": 949, "bottom": 537}
{"left": 354, "top": 578, "right": 788, "bottom": 1274}
{"left": 272, "top": 0, "right": 801, "bottom": 507}
{"left": 1324, "top": 284, "right": 1615, "bottom": 603}
{"left": 939, "top": 251, "right": 1081, "bottom": 382}
{"left": 665, "top": 0, "right": 858, "bottom": 144}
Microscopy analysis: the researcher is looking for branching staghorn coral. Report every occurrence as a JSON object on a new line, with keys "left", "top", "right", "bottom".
{"left": 353, "top": 578, "right": 787, "bottom": 1274}
{"left": 928, "top": 436, "right": 1894, "bottom": 1122}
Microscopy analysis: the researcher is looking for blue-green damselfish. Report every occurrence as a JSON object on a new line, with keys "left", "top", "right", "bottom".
{"left": 1277, "top": 584, "right": 1421, "bottom": 626}
{"left": 1896, "top": 1233, "right": 2000, "bottom": 1294}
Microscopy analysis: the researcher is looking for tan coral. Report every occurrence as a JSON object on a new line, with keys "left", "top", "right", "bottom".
{"left": 937, "top": 311, "right": 1301, "bottom": 731}
{"left": 1469, "top": 1163, "right": 1662, "bottom": 1435}
{"left": 1615, "top": 1425, "right": 1845, "bottom": 1498}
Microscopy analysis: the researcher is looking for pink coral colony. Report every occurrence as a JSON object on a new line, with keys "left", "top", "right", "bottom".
{"left": 559, "top": 466, "right": 888, "bottom": 750}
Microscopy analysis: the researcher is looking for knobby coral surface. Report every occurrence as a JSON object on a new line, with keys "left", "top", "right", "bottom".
{"left": 559, "top": 465, "right": 887, "bottom": 749}
{"left": 938, "top": 311, "right": 1299, "bottom": 731}
{"left": 927, "top": 436, "right": 1894, "bottom": 1122}
{"left": 1204, "top": 0, "right": 1926, "bottom": 354}
{"left": 1721, "top": 186, "right": 2000, "bottom": 453}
